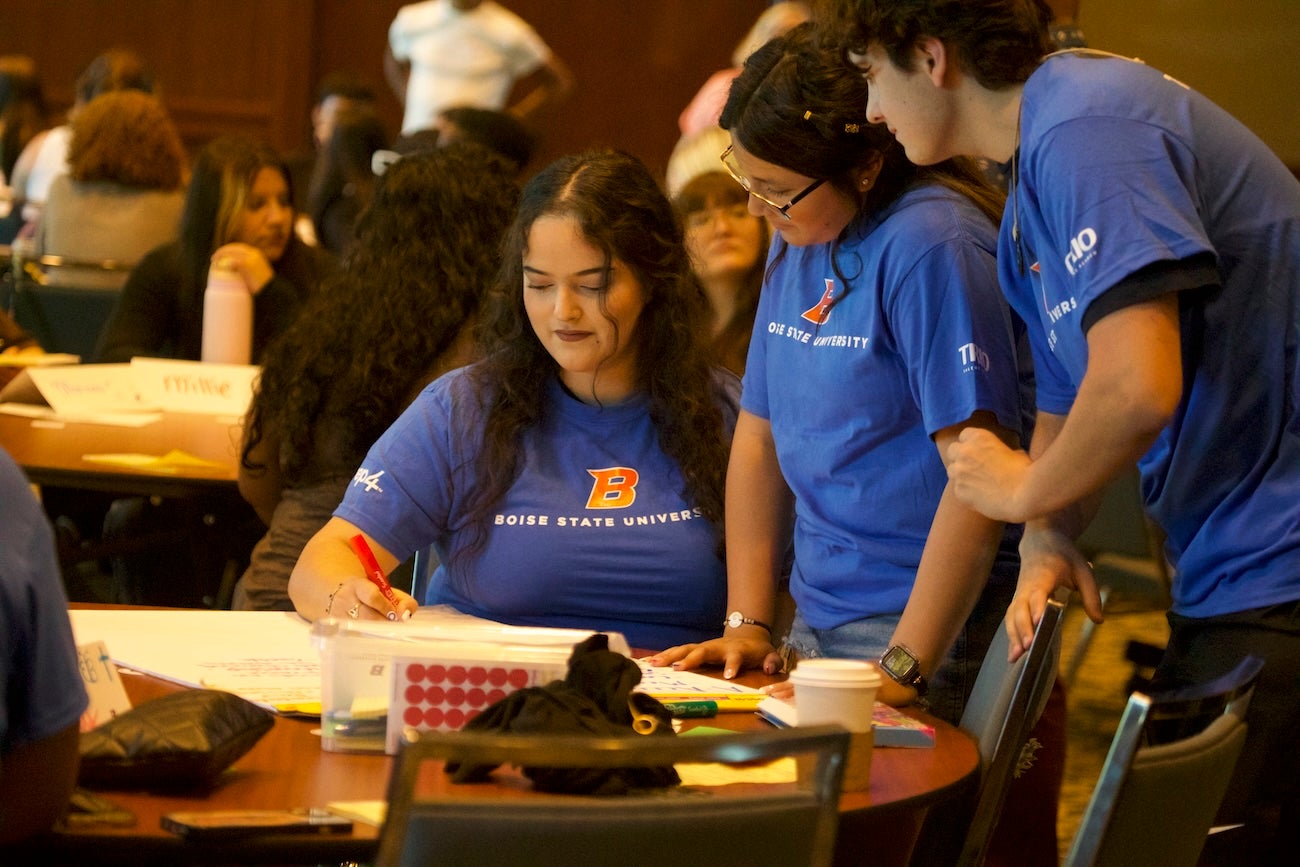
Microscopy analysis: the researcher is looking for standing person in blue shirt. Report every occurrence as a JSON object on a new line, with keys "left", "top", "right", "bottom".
{"left": 289, "top": 149, "right": 738, "bottom": 652}
{"left": 0, "top": 447, "right": 87, "bottom": 844}
{"left": 652, "top": 24, "right": 1027, "bottom": 728}
{"left": 825, "top": 2, "right": 1300, "bottom": 861}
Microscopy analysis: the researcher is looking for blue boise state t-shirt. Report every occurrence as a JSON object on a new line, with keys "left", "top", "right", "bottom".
{"left": 334, "top": 368, "right": 739, "bottom": 650}
{"left": 745, "top": 184, "right": 1025, "bottom": 629}
{"left": 1, "top": 449, "right": 87, "bottom": 754}
{"left": 1003, "top": 52, "right": 1300, "bottom": 618}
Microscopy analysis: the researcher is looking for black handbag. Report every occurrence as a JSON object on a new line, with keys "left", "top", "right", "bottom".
{"left": 79, "top": 689, "right": 274, "bottom": 790}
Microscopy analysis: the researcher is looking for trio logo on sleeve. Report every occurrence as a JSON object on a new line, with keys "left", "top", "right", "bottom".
{"left": 586, "top": 466, "right": 639, "bottom": 509}
{"left": 352, "top": 468, "right": 386, "bottom": 493}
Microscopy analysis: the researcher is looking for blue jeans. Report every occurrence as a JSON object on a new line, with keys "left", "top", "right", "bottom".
{"left": 783, "top": 571, "right": 1015, "bottom": 726}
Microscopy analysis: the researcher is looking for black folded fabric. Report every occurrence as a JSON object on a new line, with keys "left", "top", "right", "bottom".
{"left": 446, "top": 633, "right": 679, "bottom": 794}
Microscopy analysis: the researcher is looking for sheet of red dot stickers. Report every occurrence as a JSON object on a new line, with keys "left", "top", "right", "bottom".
{"left": 387, "top": 656, "right": 566, "bottom": 751}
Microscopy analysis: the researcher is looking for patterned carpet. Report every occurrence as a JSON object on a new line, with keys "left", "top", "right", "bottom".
{"left": 1055, "top": 601, "right": 1171, "bottom": 860}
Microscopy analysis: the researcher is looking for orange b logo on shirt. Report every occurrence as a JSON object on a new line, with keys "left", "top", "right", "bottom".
{"left": 586, "top": 467, "right": 639, "bottom": 509}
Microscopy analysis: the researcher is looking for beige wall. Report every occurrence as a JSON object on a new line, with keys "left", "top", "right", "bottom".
{"left": 1080, "top": 0, "right": 1300, "bottom": 168}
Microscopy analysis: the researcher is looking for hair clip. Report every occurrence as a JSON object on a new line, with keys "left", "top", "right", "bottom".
{"left": 844, "top": 123, "right": 861, "bottom": 134}
{"left": 802, "top": 110, "right": 814, "bottom": 120}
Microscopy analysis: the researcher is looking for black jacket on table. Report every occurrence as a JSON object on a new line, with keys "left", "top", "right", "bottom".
{"left": 94, "top": 238, "right": 332, "bottom": 364}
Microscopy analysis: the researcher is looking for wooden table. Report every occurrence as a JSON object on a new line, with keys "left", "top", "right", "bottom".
{"left": 0, "top": 411, "right": 242, "bottom": 498}
{"left": 31, "top": 667, "right": 979, "bottom": 866}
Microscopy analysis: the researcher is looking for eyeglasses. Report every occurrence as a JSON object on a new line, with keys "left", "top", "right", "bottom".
{"left": 720, "top": 145, "right": 824, "bottom": 221}
{"left": 683, "top": 203, "right": 752, "bottom": 232}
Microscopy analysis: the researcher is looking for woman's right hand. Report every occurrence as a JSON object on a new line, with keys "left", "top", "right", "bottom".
{"left": 647, "top": 634, "right": 782, "bottom": 680}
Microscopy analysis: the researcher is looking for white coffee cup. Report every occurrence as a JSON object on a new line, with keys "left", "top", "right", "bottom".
{"left": 788, "top": 658, "right": 882, "bottom": 732}
{"left": 788, "top": 659, "right": 882, "bottom": 790}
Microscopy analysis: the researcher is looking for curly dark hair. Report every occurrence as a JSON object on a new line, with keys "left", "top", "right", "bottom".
{"left": 462, "top": 148, "right": 731, "bottom": 551}
{"left": 241, "top": 143, "right": 519, "bottom": 485}
{"left": 815, "top": 0, "right": 1054, "bottom": 89}
{"left": 67, "top": 90, "right": 185, "bottom": 189}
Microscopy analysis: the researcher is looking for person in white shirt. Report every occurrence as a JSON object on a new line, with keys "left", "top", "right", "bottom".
{"left": 384, "top": 0, "right": 572, "bottom": 136}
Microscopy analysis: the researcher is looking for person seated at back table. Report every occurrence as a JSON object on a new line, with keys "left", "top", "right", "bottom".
{"left": 35, "top": 89, "right": 186, "bottom": 289}
{"left": 0, "top": 446, "right": 87, "bottom": 845}
{"left": 433, "top": 105, "right": 534, "bottom": 175}
{"left": 303, "top": 105, "right": 389, "bottom": 258}
{"left": 10, "top": 48, "right": 155, "bottom": 239}
{"left": 289, "top": 149, "right": 738, "bottom": 651}
{"left": 672, "top": 170, "right": 768, "bottom": 376}
{"left": 233, "top": 144, "right": 519, "bottom": 611}
{"left": 96, "top": 134, "right": 331, "bottom": 364}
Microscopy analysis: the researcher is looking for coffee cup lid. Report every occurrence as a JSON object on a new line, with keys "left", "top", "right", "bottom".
{"left": 788, "top": 658, "right": 882, "bottom": 688}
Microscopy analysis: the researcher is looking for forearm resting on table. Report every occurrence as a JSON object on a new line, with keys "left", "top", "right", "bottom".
{"left": 289, "top": 516, "right": 409, "bottom": 620}
{"left": 0, "top": 723, "right": 81, "bottom": 845}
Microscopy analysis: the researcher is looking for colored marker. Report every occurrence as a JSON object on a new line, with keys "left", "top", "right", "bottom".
{"left": 661, "top": 700, "right": 719, "bottom": 719}
{"left": 348, "top": 533, "right": 408, "bottom": 621}
{"left": 649, "top": 693, "right": 765, "bottom": 710}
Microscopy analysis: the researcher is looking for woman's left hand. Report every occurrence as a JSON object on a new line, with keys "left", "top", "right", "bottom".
{"left": 213, "top": 243, "right": 275, "bottom": 295}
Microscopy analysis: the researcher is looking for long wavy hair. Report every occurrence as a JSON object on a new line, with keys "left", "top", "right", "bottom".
{"left": 241, "top": 143, "right": 519, "bottom": 485}
{"left": 462, "top": 148, "right": 731, "bottom": 551}
{"left": 723, "top": 23, "right": 1003, "bottom": 297}
{"left": 175, "top": 135, "right": 317, "bottom": 332}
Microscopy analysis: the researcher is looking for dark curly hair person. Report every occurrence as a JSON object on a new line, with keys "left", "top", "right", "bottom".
{"left": 233, "top": 143, "right": 519, "bottom": 610}
{"left": 288, "top": 149, "right": 740, "bottom": 652}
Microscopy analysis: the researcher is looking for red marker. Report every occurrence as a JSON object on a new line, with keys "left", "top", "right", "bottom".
{"left": 348, "top": 534, "right": 408, "bottom": 621}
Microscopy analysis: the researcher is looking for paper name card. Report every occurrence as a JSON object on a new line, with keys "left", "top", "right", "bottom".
{"left": 26, "top": 364, "right": 150, "bottom": 417}
{"left": 77, "top": 640, "right": 134, "bottom": 732}
{"left": 130, "top": 358, "right": 258, "bottom": 416}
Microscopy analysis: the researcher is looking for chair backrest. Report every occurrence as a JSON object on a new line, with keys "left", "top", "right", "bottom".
{"left": 953, "top": 589, "right": 1069, "bottom": 867}
{"left": 1063, "top": 655, "right": 1264, "bottom": 867}
{"left": 374, "top": 725, "right": 851, "bottom": 867}
{"left": 11, "top": 256, "right": 130, "bottom": 358}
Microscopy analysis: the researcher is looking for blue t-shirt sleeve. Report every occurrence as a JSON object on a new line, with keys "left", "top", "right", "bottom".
{"left": 1031, "top": 116, "right": 1213, "bottom": 328}
{"left": 884, "top": 231, "right": 1022, "bottom": 436}
{"left": 1, "top": 458, "right": 87, "bottom": 751}
{"left": 334, "top": 376, "right": 463, "bottom": 559}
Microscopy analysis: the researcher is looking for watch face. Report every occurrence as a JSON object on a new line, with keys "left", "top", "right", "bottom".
{"left": 881, "top": 645, "right": 920, "bottom": 680}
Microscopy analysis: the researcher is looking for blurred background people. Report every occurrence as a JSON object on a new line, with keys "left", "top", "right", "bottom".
{"left": 434, "top": 105, "right": 534, "bottom": 175}
{"left": 9, "top": 48, "right": 155, "bottom": 237}
{"left": 34, "top": 90, "right": 186, "bottom": 288}
{"left": 303, "top": 105, "right": 389, "bottom": 257}
{"left": 234, "top": 143, "right": 519, "bottom": 610}
{"left": 96, "top": 134, "right": 331, "bottom": 364}
{"left": 0, "top": 56, "right": 47, "bottom": 243}
{"left": 384, "top": 0, "right": 573, "bottom": 136}
{"left": 673, "top": 170, "right": 767, "bottom": 376}
{"left": 287, "top": 70, "right": 377, "bottom": 241}
{"left": 677, "top": 1, "right": 811, "bottom": 140}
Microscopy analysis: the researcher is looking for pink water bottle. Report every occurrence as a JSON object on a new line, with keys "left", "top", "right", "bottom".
{"left": 200, "top": 260, "right": 252, "bottom": 364}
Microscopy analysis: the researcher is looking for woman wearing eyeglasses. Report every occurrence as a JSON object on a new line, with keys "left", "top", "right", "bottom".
{"left": 652, "top": 23, "right": 1028, "bottom": 727}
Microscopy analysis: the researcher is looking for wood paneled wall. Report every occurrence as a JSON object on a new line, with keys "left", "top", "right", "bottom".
{"left": 2, "top": 0, "right": 770, "bottom": 182}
